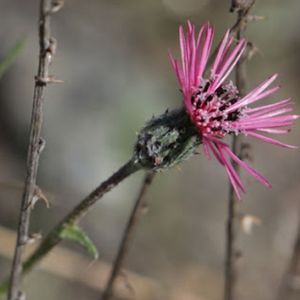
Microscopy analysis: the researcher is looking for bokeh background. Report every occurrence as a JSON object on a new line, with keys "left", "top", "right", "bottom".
{"left": 0, "top": 0, "right": 299, "bottom": 299}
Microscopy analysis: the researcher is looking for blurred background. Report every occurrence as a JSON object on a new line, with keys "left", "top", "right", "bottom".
{"left": 0, "top": 0, "right": 299, "bottom": 299}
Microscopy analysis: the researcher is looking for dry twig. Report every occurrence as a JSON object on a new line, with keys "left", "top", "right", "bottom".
{"left": 224, "top": 1, "right": 255, "bottom": 300}
{"left": 7, "top": 1, "right": 62, "bottom": 299}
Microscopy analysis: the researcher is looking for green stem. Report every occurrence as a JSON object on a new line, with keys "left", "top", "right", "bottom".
{"left": 1, "top": 159, "right": 140, "bottom": 297}
{"left": 25, "top": 159, "right": 140, "bottom": 273}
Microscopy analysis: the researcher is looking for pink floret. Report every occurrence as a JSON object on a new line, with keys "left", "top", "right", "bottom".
{"left": 169, "top": 21, "right": 299, "bottom": 199}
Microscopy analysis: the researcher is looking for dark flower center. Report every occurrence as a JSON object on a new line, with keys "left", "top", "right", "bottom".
{"left": 190, "top": 80, "right": 243, "bottom": 137}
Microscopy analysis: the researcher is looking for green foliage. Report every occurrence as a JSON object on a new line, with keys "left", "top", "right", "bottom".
{"left": 0, "top": 39, "right": 25, "bottom": 79}
{"left": 59, "top": 225, "right": 99, "bottom": 260}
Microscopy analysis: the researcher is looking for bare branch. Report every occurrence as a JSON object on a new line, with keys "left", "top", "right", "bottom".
{"left": 7, "top": 1, "right": 62, "bottom": 299}
{"left": 224, "top": 2, "right": 256, "bottom": 300}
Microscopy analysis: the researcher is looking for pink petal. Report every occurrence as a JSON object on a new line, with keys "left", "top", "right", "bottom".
{"left": 244, "top": 108, "right": 293, "bottom": 122}
{"left": 246, "top": 131, "right": 298, "bottom": 149}
{"left": 209, "top": 39, "right": 246, "bottom": 92}
{"left": 223, "top": 145, "right": 272, "bottom": 188}
{"left": 197, "top": 25, "right": 214, "bottom": 84}
{"left": 257, "top": 128, "right": 291, "bottom": 134}
{"left": 179, "top": 26, "right": 188, "bottom": 86}
{"left": 239, "top": 115, "right": 299, "bottom": 128}
{"left": 217, "top": 144, "right": 246, "bottom": 193}
{"left": 225, "top": 74, "right": 278, "bottom": 113}
{"left": 225, "top": 165, "right": 242, "bottom": 200}
{"left": 246, "top": 98, "right": 291, "bottom": 116}
{"left": 210, "top": 29, "right": 230, "bottom": 77}
{"left": 214, "top": 36, "right": 234, "bottom": 75}
{"left": 168, "top": 51, "right": 182, "bottom": 86}
{"left": 194, "top": 25, "right": 206, "bottom": 85}
{"left": 203, "top": 139, "right": 211, "bottom": 159}
{"left": 206, "top": 138, "right": 245, "bottom": 198}
{"left": 238, "top": 121, "right": 294, "bottom": 130}
{"left": 205, "top": 137, "right": 224, "bottom": 165}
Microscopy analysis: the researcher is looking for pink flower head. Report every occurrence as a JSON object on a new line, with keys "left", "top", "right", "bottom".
{"left": 169, "top": 21, "right": 299, "bottom": 199}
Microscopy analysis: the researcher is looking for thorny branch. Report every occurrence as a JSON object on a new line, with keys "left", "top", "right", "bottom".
{"left": 101, "top": 172, "right": 155, "bottom": 300}
{"left": 7, "top": 1, "right": 63, "bottom": 299}
{"left": 230, "top": 0, "right": 256, "bottom": 32}
{"left": 224, "top": 1, "right": 255, "bottom": 300}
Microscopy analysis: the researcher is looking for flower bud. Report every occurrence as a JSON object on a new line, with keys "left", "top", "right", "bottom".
{"left": 134, "top": 108, "right": 201, "bottom": 171}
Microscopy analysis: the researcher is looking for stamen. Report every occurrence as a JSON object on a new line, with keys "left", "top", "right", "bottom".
{"left": 190, "top": 80, "right": 242, "bottom": 137}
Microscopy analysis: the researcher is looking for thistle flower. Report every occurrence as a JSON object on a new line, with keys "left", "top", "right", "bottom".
{"left": 168, "top": 21, "right": 298, "bottom": 199}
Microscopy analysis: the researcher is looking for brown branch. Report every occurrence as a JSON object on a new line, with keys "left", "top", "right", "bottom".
{"left": 101, "top": 172, "right": 155, "bottom": 300}
{"left": 224, "top": 2, "right": 255, "bottom": 300}
{"left": 230, "top": 0, "right": 256, "bottom": 31}
{"left": 7, "top": 1, "right": 62, "bottom": 299}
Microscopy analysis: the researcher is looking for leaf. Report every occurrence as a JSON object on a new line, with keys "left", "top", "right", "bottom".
{"left": 0, "top": 38, "right": 26, "bottom": 79}
{"left": 59, "top": 225, "right": 99, "bottom": 260}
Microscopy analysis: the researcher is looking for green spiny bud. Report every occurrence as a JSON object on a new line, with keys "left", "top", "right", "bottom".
{"left": 134, "top": 108, "right": 201, "bottom": 171}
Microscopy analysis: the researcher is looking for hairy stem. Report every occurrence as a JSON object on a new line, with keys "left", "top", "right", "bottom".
{"left": 23, "top": 159, "right": 141, "bottom": 275}
{"left": 224, "top": 1, "right": 255, "bottom": 300}
{"left": 7, "top": 1, "right": 60, "bottom": 299}
{"left": 0, "top": 160, "right": 140, "bottom": 297}
{"left": 101, "top": 172, "right": 155, "bottom": 300}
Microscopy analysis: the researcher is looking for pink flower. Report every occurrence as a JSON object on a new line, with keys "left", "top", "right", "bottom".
{"left": 169, "top": 21, "right": 299, "bottom": 199}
